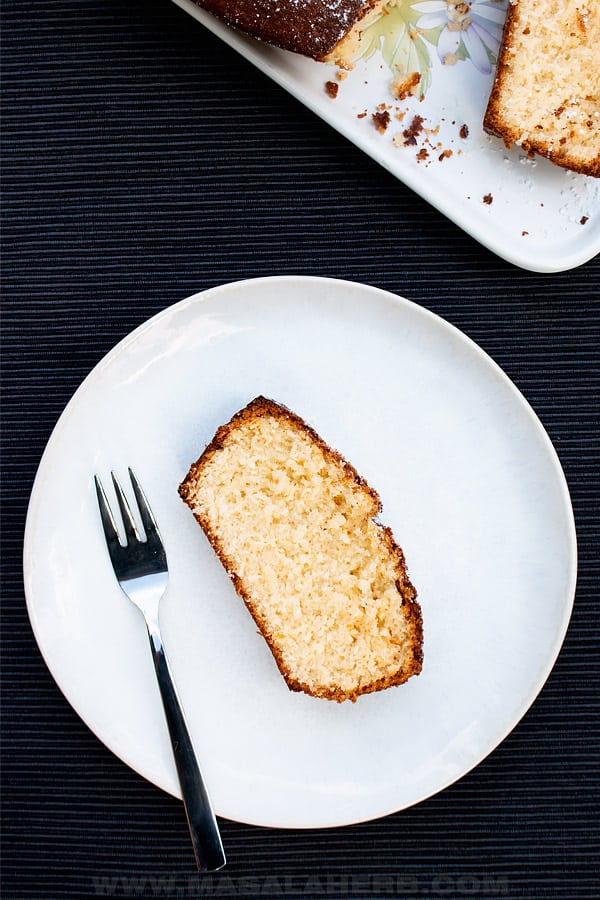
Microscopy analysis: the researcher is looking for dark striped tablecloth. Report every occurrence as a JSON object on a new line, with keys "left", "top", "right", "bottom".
{"left": 2, "top": 2, "right": 599, "bottom": 898}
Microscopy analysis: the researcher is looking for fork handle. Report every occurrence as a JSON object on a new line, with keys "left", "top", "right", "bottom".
{"left": 146, "top": 623, "right": 226, "bottom": 872}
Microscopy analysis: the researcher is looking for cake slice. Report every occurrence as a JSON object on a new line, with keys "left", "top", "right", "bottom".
{"left": 189, "top": 0, "right": 388, "bottom": 67}
{"left": 484, "top": 0, "right": 600, "bottom": 177}
{"left": 179, "top": 397, "right": 423, "bottom": 702}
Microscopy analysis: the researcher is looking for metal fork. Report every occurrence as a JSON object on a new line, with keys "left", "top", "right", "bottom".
{"left": 94, "top": 468, "right": 226, "bottom": 872}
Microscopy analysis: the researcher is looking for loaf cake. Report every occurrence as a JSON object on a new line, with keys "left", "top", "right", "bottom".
{"left": 179, "top": 397, "right": 423, "bottom": 702}
{"left": 190, "top": 0, "right": 388, "bottom": 66}
{"left": 484, "top": 0, "right": 600, "bottom": 177}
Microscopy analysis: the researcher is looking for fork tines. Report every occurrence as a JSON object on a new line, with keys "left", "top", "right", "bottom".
{"left": 94, "top": 469, "right": 164, "bottom": 559}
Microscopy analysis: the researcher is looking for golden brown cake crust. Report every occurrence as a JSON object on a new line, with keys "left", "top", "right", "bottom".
{"left": 484, "top": 1, "right": 600, "bottom": 177}
{"left": 483, "top": 4, "right": 519, "bottom": 139}
{"left": 190, "top": 0, "right": 380, "bottom": 62}
{"left": 179, "top": 397, "right": 423, "bottom": 702}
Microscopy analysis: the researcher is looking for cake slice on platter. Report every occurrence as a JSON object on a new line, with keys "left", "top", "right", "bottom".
{"left": 484, "top": 0, "right": 600, "bottom": 177}
{"left": 189, "top": 0, "right": 389, "bottom": 66}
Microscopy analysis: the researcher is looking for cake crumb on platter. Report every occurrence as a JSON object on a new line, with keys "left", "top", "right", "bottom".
{"left": 390, "top": 71, "right": 421, "bottom": 101}
{"left": 402, "top": 114, "right": 425, "bottom": 146}
{"left": 372, "top": 108, "right": 391, "bottom": 133}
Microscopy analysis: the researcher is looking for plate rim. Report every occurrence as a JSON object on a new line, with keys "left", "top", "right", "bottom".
{"left": 23, "top": 275, "right": 578, "bottom": 828}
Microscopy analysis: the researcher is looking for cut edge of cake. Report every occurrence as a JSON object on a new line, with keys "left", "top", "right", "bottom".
{"left": 321, "top": 0, "right": 390, "bottom": 68}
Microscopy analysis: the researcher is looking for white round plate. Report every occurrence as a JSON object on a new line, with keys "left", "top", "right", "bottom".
{"left": 24, "top": 276, "right": 576, "bottom": 828}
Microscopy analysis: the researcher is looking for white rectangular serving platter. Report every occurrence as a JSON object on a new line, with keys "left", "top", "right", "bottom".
{"left": 171, "top": 0, "right": 599, "bottom": 272}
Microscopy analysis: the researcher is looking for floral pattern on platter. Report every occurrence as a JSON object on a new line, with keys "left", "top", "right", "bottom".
{"left": 355, "top": 0, "right": 508, "bottom": 98}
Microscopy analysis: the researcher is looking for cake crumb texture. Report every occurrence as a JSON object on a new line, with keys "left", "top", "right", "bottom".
{"left": 179, "top": 397, "right": 423, "bottom": 702}
{"left": 484, "top": 0, "right": 600, "bottom": 177}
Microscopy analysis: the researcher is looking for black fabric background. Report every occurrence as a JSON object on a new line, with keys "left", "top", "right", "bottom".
{"left": 2, "top": 2, "right": 599, "bottom": 898}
